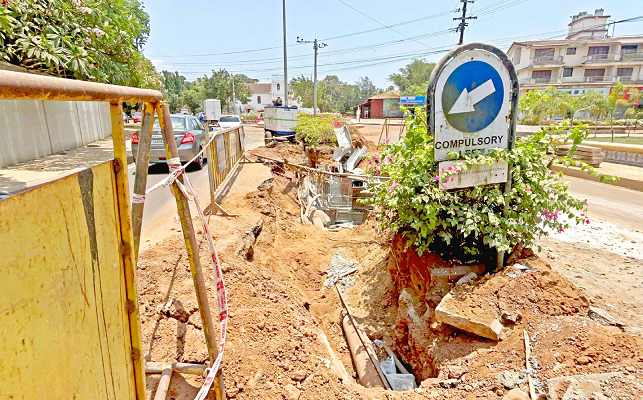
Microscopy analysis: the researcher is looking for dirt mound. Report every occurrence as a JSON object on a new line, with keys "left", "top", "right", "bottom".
{"left": 137, "top": 150, "right": 643, "bottom": 400}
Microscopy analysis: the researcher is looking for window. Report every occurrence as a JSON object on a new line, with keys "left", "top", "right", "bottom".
{"left": 192, "top": 119, "right": 203, "bottom": 130}
{"left": 617, "top": 68, "right": 633, "bottom": 76}
{"left": 277, "top": 83, "right": 280, "bottom": 90}
{"left": 566, "top": 47, "right": 576, "bottom": 55}
{"left": 531, "top": 70, "right": 552, "bottom": 83}
{"left": 621, "top": 45, "right": 638, "bottom": 54}
{"left": 584, "top": 68, "right": 605, "bottom": 81}
{"left": 534, "top": 48, "right": 555, "bottom": 60}
{"left": 588, "top": 46, "right": 609, "bottom": 55}
{"left": 153, "top": 116, "right": 186, "bottom": 130}
{"left": 563, "top": 67, "right": 573, "bottom": 77}
{"left": 257, "top": 95, "right": 261, "bottom": 103}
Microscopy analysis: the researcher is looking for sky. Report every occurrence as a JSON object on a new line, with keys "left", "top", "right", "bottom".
{"left": 142, "top": 0, "right": 643, "bottom": 88}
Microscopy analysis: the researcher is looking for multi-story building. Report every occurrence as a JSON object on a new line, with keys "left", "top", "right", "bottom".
{"left": 507, "top": 9, "right": 643, "bottom": 97}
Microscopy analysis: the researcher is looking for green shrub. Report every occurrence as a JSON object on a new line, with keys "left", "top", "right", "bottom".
{"left": 294, "top": 114, "right": 344, "bottom": 147}
{"left": 368, "top": 108, "right": 616, "bottom": 261}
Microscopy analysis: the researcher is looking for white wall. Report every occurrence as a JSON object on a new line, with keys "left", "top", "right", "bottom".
{"left": 0, "top": 100, "right": 111, "bottom": 167}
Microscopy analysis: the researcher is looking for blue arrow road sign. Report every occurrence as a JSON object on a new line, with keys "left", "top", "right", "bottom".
{"left": 441, "top": 60, "right": 504, "bottom": 133}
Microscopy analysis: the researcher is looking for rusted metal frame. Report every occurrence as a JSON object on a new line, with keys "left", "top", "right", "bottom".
{"left": 153, "top": 364, "right": 173, "bottom": 400}
{"left": 0, "top": 70, "right": 162, "bottom": 102}
{"left": 109, "top": 102, "right": 147, "bottom": 400}
{"left": 155, "top": 101, "right": 225, "bottom": 400}
{"left": 145, "top": 362, "right": 209, "bottom": 375}
{"left": 131, "top": 102, "right": 157, "bottom": 259}
{"left": 426, "top": 42, "right": 519, "bottom": 270}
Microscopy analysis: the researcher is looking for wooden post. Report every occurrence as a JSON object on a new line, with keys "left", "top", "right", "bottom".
{"left": 204, "top": 119, "right": 217, "bottom": 214}
{"left": 109, "top": 102, "right": 146, "bottom": 400}
{"left": 156, "top": 102, "right": 225, "bottom": 400}
{"left": 131, "top": 102, "right": 156, "bottom": 258}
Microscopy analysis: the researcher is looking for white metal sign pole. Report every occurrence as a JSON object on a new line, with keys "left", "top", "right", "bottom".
{"left": 426, "top": 42, "right": 520, "bottom": 269}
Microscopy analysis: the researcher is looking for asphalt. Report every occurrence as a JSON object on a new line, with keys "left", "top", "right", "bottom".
{"left": 131, "top": 125, "right": 266, "bottom": 242}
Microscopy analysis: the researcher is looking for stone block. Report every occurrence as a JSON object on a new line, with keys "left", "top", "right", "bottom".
{"left": 435, "top": 292, "right": 503, "bottom": 340}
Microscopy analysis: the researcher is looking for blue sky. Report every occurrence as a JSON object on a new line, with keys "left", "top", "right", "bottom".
{"left": 142, "top": 0, "right": 643, "bottom": 88}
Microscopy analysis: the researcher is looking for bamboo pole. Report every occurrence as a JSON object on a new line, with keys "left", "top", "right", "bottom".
{"left": 153, "top": 364, "right": 173, "bottom": 400}
{"left": 131, "top": 102, "right": 156, "bottom": 259}
{"left": 109, "top": 102, "right": 146, "bottom": 400}
{"left": 145, "top": 362, "right": 208, "bottom": 375}
{"left": 524, "top": 330, "right": 537, "bottom": 400}
{"left": 156, "top": 102, "right": 225, "bottom": 400}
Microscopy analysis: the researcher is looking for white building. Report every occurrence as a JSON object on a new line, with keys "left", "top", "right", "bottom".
{"left": 243, "top": 76, "right": 301, "bottom": 112}
{"left": 507, "top": 9, "right": 643, "bottom": 97}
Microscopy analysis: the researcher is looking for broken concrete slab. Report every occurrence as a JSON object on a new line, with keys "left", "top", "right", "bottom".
{"left": 588, "top": 306, "right": 626, "bottom": 331}
{"left": 435, "top": 292, "right": 503, "bottom": 340}
{"left": 547, "top": 372, "right": 622, "bottom": 400}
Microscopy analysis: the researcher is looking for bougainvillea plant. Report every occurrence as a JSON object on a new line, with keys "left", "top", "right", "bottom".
{"left": 367, "top": 107, "right": 615, "bottom": 262}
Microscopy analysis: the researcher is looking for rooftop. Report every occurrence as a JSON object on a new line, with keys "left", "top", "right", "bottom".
{"left": 369, "top": 90, "right": 401, "bottom": 100}
{"left": 244, "top": 82, "right": 272, "bottom": 94}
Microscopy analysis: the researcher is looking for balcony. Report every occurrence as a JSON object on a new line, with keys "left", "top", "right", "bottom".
{"left": 520, "top": 77, "right": 552, "bottom": 85}
{"left": 621, "top": 52, "right": 643, "bottom": 62}
{"left": 560, "top": 76, "right": 612, "bottom": 83}
{"left": 533, "top": 56, "right": 564, "bottom": 65}
{"left": 584, "top": 54, "right": 620, "bottom": 63}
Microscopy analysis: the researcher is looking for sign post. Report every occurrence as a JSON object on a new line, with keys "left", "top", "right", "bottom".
{"left": 426, "top": 42, "right": 519, "bottom": 268}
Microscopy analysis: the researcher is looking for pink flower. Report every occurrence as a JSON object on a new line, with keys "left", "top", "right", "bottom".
{"left": 383, "top": 139, "right": 390, "bottom": 144}
{"left": 91, "top": 27, "right": 105, "bottom": 36}
{"left": 449, "top": 177, "right": 454, "bottom": 182}
{"left": 448, "top": 166, "right": 453, "bottom": 171}
{"left": 368, "top": 160, "right": 373, "bottom": 165}
{"left": 551, "top": 171, "right": 556, "bottom": 175}
{"left": 440, "top": 168, "right": 444, "bottom": 173}
{"left": 388, "top": 181, "right": 398, "bottom": 194}
{"left": 434, "top": 175, "right": 440, "bottom": 181}
{"left": 586, "top": 219, "right": 590, "bottom": 224}
{"left": 387, "top": 157, "right": 393, "bottom": 163}
{"left": 455, "top": 169, "right": 461, "bottom": 174}
{"left": 525, "top": 186, "right": 531, "bottom": 192}
{"left": 375, "top": 167, "right": 381, "bottom": 174}
{"left": 333, "top": 118, "right": 339, "bottom": 127}
{"left": 559, "top": 227, "right": 565, "bottom": 232}
{"left": 373, "top": 154, "right": 380, "bottom": 161}
{"left": 320, "top": 114, "right": 326, "bottom": 118}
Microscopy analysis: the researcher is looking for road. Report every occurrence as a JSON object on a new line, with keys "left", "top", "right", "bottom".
{"left": 130, "top": 125, "right": 265, "bottom": 248}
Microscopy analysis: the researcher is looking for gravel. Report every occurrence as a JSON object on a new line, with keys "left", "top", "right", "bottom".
{"left": 323, "top": 250, "right": 359, "bottom": 290}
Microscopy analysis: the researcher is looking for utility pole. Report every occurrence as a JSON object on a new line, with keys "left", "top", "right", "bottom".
{"left": 297, "top": 37, "right": 327, "bottom": 117}
{"left": 282, "top": 0, "right": 289, "bottom": 106}
{"left": 454, "top": 0, "right": 476, "bottom": 45}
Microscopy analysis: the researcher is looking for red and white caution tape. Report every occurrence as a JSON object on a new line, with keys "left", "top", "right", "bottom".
{"left": 132, "top": 193, "right": 146, "bottom": 203}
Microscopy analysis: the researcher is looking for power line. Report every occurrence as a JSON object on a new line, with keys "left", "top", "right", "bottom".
{"left": 336, "top": 0, "right": 437, "bottom": 49}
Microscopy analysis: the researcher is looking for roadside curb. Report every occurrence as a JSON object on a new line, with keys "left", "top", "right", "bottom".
{"left": 552, "top": 164, "right": 643, "bottom": 193}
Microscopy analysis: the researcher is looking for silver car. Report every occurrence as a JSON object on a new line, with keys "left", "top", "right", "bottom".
{"left": 132, "top": 114, "right": 208, "bottom": 170}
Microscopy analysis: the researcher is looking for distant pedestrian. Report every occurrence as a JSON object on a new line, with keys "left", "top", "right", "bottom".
{"left": 276, "top": 97, "right": 283, "bottom": 106}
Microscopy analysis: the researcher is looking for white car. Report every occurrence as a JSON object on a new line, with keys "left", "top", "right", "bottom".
{"left": 217, "top": 115, "right": 243, "bottom": 129}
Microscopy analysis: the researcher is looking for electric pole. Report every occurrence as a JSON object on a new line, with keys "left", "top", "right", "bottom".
{"left": 454, "top": 0, "right": 476, "bottom": 45}
{"left": 282, "top": 0, "right": 289, "bottom": 106}
{"left": 297, "top": 37, "right": 327, "bottom": 117}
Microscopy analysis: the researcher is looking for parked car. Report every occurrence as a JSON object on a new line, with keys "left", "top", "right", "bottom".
{"left": 132, "top": 114, "right": 207, "bottom": 170}
{"left": 218, "top": 114, "right": 242, "bottom": 129}
{"left": 132, "top": 111, "right": 142, "bottom": 123}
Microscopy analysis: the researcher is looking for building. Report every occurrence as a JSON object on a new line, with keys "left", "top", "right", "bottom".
{"left": 243, "top": 76, "right": 300, "bottom": 112}
{"left": 243, "top": 82, "right": 272, "bottom": 112}
{"left": 507, "top": 9, "right": 643, "bottom": 98}
{"left": 357, "top": 90, "right": 403, "bottom": 119}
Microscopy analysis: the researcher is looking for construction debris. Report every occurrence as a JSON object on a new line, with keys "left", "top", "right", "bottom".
{"left": 435, "top": 292, "right": 504, "bottom": 340}
{"left": 324, "top": 250, "right": 359, "bottom": 290}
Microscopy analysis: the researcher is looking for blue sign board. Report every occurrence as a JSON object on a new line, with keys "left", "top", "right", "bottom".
{"left": 441, "top": 61, "right": 504, "bottom": 133}
{"left": 400, "top": 96, "right": 426, "bottom": 105}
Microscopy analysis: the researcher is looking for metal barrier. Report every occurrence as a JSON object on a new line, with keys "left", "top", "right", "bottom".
{"left": 0, "top": 70, "right": 162, "bottom": 400}
{"left": 206, "top": 126, "right": 246, "bottom": 212}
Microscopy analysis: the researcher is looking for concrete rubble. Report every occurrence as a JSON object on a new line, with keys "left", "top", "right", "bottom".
{"left": 546, "top": 372, "right": 623, "bottom": 400}
{"left": 323, "top": 250, "right": 359, "bottom": 290}
{"left": 435, "top": 292, "right": 504, "bottom": 340}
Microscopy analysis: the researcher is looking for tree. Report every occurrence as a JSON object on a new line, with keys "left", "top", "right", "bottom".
{"left": 357, "top": 76, "right": 379, "bottom": 100}
{"left": 585, "top": 82, "right": 629, "bottom": 142}
{"left": 289, "top": 75, "right": 316, "bottom": 108}
{"left": 388, "top": 59, "right": 435, "bottom": 93}
{"left": 0, "top": 0, "right": 158, "bottom": 88}
{"left": 624, "top": 88, "right": 643, "bottom": 135}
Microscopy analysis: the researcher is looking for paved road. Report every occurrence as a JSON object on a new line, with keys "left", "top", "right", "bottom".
{"left": 564, "top": 175, "right": 643, "bottom": 232}
{"left": 130, "top": 125, "right": 265, "bottom": 244}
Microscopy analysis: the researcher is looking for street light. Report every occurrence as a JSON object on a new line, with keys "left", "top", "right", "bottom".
{"left": 296, "top": 36, "right": 327, "bottom": 117}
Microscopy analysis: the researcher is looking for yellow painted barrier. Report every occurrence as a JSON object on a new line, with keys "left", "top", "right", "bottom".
{"left": 0, "top": 161, "right": 137, "bottom": 399}
{"left": 207, "top": 126, "right": 245, "bottom": 197}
